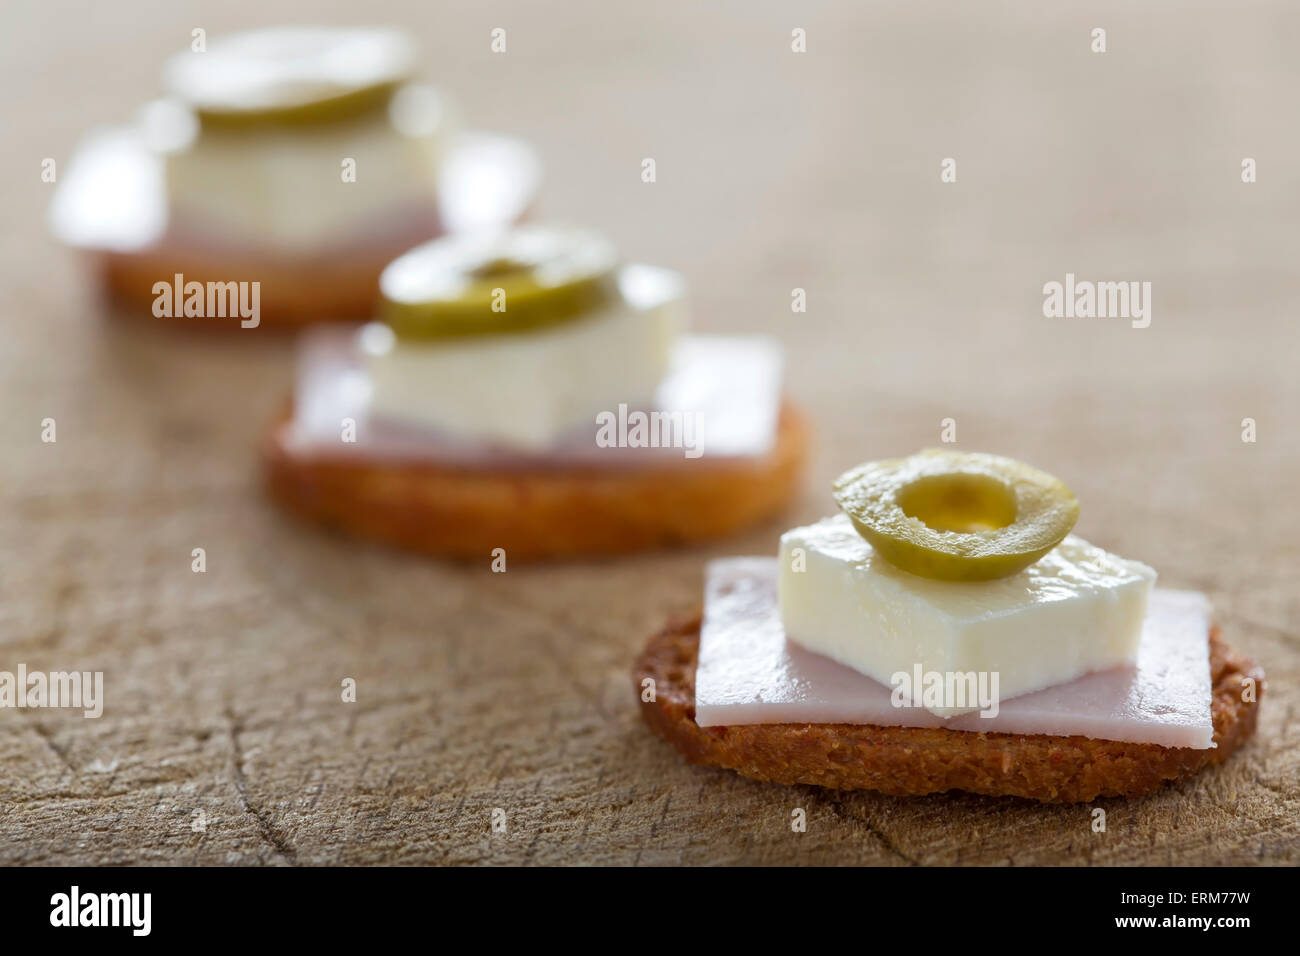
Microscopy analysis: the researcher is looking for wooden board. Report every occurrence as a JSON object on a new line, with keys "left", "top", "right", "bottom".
{"left": 0, "top": 0, "right": 1295, "bottom": 865}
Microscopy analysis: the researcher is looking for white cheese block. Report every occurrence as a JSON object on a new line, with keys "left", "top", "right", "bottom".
{"left": 359, "top": 265, "right": 686, "bottom": 451}
{"left": 778, "top": 514, "right": 1156, "bottom": 717}
{"left": 164, "top": 109, "right": 446, "bottom": 248}
{"left": 285, "top": 327, "right": 783, "bottom": 464}
{"left": 49, "top": 124, "right": 538, "bottom": 254}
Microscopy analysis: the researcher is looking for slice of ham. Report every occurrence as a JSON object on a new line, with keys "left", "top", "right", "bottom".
{"left": 281, "top": 325, "right": 785, "bottom": 468}
{"left": 694, "top": 557, "right": 1215, "bottom": 749}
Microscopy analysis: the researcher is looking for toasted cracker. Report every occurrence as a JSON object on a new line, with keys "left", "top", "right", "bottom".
{"left": 263, "top": 401, "right": 809, "bottom": 561}
{"left": 634, "top": 611, "right": 1263, "bottom": 802}
{"left": 93, "top": 211, "right": 439, "bottom": 331}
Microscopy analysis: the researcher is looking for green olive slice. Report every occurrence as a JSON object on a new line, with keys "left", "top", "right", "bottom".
{"left": 379, "top": 225, "right": 620, "bottom": 340}
{"left": 831, "top": 448, "right": 1080, "bottom": 581}
{"left": 163, "top": 27, "right": 415, "bottom": 129}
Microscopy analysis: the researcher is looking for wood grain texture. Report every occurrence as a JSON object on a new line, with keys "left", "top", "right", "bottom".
{"left": 0, "top": 0, "right": 1296, "bottom": 865}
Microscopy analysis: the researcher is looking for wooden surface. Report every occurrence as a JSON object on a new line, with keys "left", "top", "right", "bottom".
{"left": 2, "top": 0, "right": 1297, "bottom": 865}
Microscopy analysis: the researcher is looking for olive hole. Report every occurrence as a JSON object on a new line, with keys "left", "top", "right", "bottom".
{"left": 467, "top": 256, "right": 530, "bottom": 280}
{"left": 897, "top": 473, "right": 1017, "bottom": 534}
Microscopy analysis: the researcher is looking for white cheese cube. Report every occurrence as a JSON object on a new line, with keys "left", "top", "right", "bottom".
{"left": 362, "top": 265, "right": 685, "bottom": 450}
{"left": 166, "top": 111, "right": 446, "bottom": 248}
{"left": 778, "top": 514, "right": 1156, "bottom": 716}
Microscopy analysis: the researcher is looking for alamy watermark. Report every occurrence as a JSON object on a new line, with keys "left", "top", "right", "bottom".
{"left": 0, "top": 665, "right": 103, "bottom": 718}
{"left": 595, "top": 404, "right": 702, "bottom": 459}
{"left": 152, "top": 273, "right": 260, "bottom": 328}
{"left": 891, "top": 666, "right": 1000, "bottom": 718}
{"left": 50, "top": 886, "right": 150, "bottom": 936}
{"left": 1042, "top": 272, "right": 1151, "bottom": 329}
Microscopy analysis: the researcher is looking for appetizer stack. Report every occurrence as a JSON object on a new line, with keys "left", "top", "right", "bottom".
{"left": 49, "top": 26, "right": 539, "bottom": 328}
{"left": 637, "top": 449, "right": 1263, "bottom": 801}
{"left": 263, "top": 225, "right": 808, "bottom": 558}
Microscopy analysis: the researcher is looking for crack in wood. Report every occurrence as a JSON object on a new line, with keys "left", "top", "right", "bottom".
{"left": 820, "top": 791, "right": 921, "bottom": 866}
{"left": 29, "top": 720, "right": 75, "bottom": 777}
{"left": 225, "top": 707, "right": 298, "bottom": 865}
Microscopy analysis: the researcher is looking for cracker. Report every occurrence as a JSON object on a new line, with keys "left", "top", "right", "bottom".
{"left": 263, "top": 402, "right": 809, "bottom": 560}
{"left": 635, "top": 610, "right": 1263, "bottom": 802}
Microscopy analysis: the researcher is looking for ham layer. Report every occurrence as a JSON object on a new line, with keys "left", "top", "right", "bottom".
{"left": 694, "top": 558, "right": 1215, "bottom": 749}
